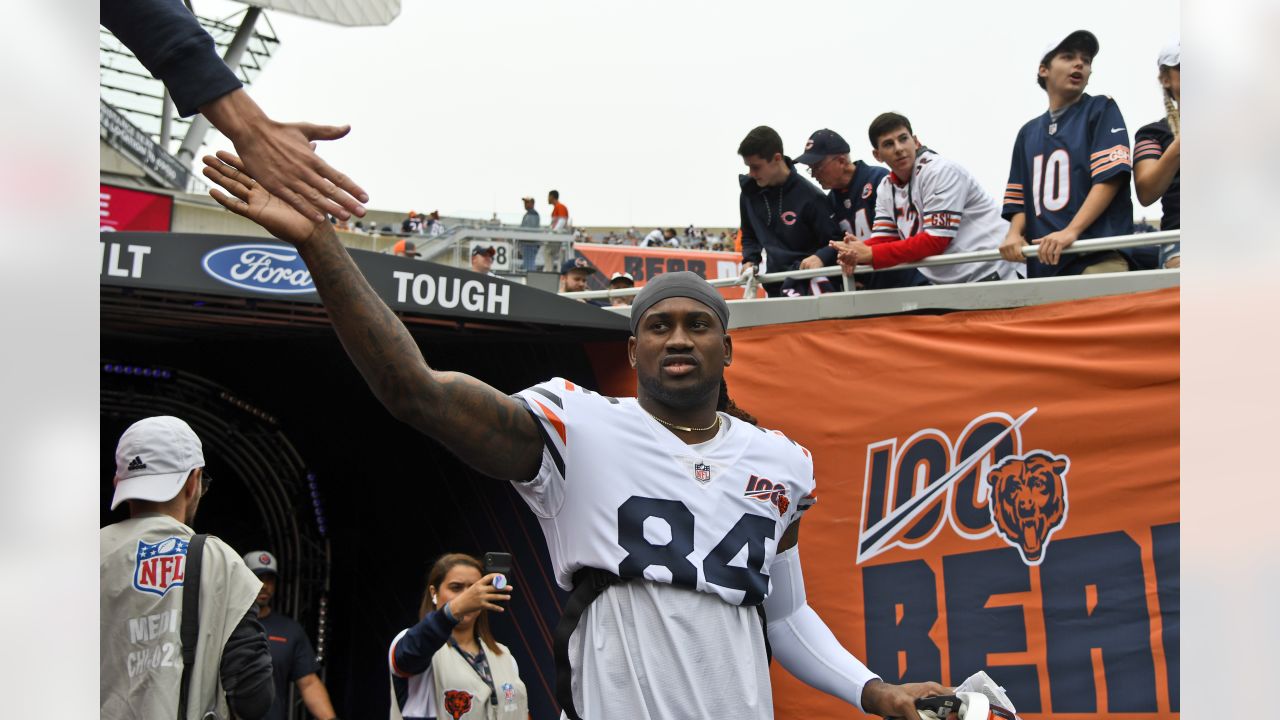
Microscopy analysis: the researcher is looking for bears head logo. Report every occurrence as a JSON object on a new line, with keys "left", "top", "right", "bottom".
{"left": 443, "top": 689, "right": 474, "bottom": 719}
{"left": 986, "top": 451, "right": 1069, "bottom": 565}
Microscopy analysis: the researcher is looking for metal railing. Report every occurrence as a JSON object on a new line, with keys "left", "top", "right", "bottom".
{"left": 564, "top": 230, "right": 1180, "bottom": 302}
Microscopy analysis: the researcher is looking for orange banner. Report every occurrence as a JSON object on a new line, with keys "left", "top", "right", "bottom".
{"left": 591, "top": 287, "right": 1179, "bottom": 719}
{"left": 573, "top": 243, "right": 762, "bottom": 300}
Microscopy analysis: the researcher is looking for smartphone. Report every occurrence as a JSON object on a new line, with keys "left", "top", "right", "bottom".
{"left": 483, "top": 552, "right": 513, "bottom": 577}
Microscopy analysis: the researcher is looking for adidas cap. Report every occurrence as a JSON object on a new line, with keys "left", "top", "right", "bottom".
{"left": 243, "top": 550, "right": 279, "bottom": 576}
{"left": 111, "top": 416, "right": 205, "bottom": 510}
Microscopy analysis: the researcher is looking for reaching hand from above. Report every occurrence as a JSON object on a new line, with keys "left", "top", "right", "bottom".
{"left": 201, "top": 89, "right": 369, "bottom": 223}
{"left": 202, "top": 151, "right": 322, "bottom": 245}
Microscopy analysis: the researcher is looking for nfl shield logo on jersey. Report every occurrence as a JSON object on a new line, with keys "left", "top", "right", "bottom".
{"left": 133, "top": 536, "right": 190, "bottom": 597}
{"left": 693, "top": 462, "right": 712, "bottom": 485}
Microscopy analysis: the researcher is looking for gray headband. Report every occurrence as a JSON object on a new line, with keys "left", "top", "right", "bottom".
{"left": 629, "top": 271, "right": 730, "bottom": 335}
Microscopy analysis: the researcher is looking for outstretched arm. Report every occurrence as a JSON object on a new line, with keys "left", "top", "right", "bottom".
{"left": 766, "top": 523, "right": 948, "bottom": 717}
{"left": 202, "top": 152, "right": 543, "bottom": 481}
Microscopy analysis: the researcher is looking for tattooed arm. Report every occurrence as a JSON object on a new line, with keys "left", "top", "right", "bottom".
{"left": 201, "top": 152, "right": 543, "bottom": 481}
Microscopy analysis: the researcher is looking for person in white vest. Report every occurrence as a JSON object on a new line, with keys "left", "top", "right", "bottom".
{"left": 387, "top": 553, "right": 526, "bottom": 720}
{"left": 101, "top": 415, "right": 275, "bottom": 719}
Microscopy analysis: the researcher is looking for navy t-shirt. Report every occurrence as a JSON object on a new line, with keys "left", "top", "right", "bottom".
{"left": 260, "top": 612, "right": 318, "bottom": 720}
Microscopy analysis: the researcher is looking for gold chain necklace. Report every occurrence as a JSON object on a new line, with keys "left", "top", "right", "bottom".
{"left": 646, "top": 410, "right": 721, "bottom": 433}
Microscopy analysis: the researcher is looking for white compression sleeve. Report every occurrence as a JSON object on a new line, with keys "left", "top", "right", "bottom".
{"left": 764, "top": 546, "right": 881, "bottom": 711}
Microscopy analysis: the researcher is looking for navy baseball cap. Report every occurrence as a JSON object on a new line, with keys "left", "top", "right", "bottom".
{"left": 560, "top": 257, "right": 597, "bottom": 275}
{"left": 794, "top": 129, "right": 851, "bottom": 166}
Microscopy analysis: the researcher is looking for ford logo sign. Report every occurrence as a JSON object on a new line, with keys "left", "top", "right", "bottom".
{"left": 202, "top": 243, "right": 315, "bottom": 295}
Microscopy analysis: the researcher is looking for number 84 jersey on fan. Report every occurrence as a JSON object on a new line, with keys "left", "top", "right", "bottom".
{"left": 512, "top": 377, "right": 817, "bottom": 717}
{"left": 1002, "top": 93, "right": 1134, "bottom": 278}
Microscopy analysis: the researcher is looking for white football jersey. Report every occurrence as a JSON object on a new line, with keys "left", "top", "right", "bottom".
{"left": 871, "top": 149, "right": 1019, "bottom": 284}
{"left": 512, "top": 378, "right": 817, "bottom": 718}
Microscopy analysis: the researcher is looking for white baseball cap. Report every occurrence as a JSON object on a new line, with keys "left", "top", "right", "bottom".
{"left": 243, "top": 550, "right": 279, "bottom": 576}
{"left": 111, "top": 416, "right": 205, "bottom": 510}
{"left": 1158, "top": 38, "right": 1180, "bottom": 68}
{"left": 1041, "top": 29, "right": 1099, "bottom": 65}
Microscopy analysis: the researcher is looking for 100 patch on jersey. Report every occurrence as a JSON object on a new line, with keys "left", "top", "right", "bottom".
{"left": 133, "top": 536, "right": 189, "bottom": 596}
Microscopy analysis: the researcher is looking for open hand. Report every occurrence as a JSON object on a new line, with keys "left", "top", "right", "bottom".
{"left": 203, "top": 151, "right": 323, "bottom": 245}
{"left": 234, "top": 117, "right": 368, "bottom": 223}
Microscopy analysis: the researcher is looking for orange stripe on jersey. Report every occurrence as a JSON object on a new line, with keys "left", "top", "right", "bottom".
{"left": 1091, "top": 158, "right": 1131, "bottom": 176}
{"left": 1091, "top": 145, "right": 1128, "bottom": 159}
{"left": 563, "top": 379, "right": 576, "bottom": 392}
{"left": 533, "top": 399, "right": 567, "bottom": 445}
{"left": 389, "top": 636, "right": 411, "bottom": 678}
{"left": 1005, "top": 183, "right": 1023, "bottom": 190}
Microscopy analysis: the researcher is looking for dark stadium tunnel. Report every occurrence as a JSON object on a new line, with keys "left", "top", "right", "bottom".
{"left": 101, "top": 324, "right": 623, "bottom": 720}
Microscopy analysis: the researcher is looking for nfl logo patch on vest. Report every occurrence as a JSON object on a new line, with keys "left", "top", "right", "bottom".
{"left": 133, "top": 536, "right": 190, "bottom": 596}
{"left": 693, "top": 462, "right": 712, "bottom": 484}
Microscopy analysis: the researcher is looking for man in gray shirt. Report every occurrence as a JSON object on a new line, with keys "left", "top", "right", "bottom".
{"left": 520, "top": 196, "right": 542, "bottom": 271}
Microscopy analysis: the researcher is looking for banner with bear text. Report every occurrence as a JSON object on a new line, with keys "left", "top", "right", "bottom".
{"left": 591, "top": 287, "right": 1179, "bottom": 719}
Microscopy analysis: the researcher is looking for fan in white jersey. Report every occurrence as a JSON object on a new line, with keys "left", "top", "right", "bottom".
{"left": 831, "top": 112, "right": 1020, "bottom": 284}
{"left": 199, "top": 152, "right": 949, "bottom": 720}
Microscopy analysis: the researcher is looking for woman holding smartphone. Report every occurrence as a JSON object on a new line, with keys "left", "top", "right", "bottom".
{"left": 388, "top": 553, "right": 528, "bottom": 720}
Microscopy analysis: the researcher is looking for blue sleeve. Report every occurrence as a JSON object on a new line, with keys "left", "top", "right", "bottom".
{"left": 288, "top": 620, "right": 318, "bottom": 681}
{"left": 391, "top": 609, "right": 459, "bottom": 677}
{"left": 100, "top": 0, "right": 243, "bottom": 116}
{"left": 1089, "top": 98, "right": 1132, "bottom": 183}
{"left": 1002, "top": 127, "right": 1028, "bottom": 220}
{"left": 806, "top": 197, "right": 842, "bottom": 265}
{"left": 739, "top": 190, "right": 762, "bottom": 266}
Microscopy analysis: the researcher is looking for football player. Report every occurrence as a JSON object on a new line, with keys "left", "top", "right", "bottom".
{"left": 201, "top": 151, "right": 948, "bottom": 720}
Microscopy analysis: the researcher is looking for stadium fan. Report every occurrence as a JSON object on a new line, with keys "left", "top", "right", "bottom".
{"left": 793, "top": 128, "right": 924, "bottom": 289}
{"left": 388, "top": 554, "right": 525, "bottom": 720}
{"left": 392, "top": 239, "right": 421, "bottom": 258}
{"left": 828, "top": 114, "right": 1020, "bottom": 284}
{"left": 608, "top": 272, "right": 636, "bottom": 307}
{"left": 548, "top": 191, "right": 571, "bottom": 231}
{"left": 737, "top": 126, "right": 842, "bottom": 297}
{"left": 470, "top": 246, "right": 497, "bottom": 276}
{"left": 1134, "top": 39, "right": 1181, "bottom": 269}
{"left": 101, "top": 0, "right": 366, "bottom": 223}
{"left": 1000, "top": 30, "right": 1135, "bottom": 276}
{"left": 201, "top": 151, "right": 951, "bottom": 720}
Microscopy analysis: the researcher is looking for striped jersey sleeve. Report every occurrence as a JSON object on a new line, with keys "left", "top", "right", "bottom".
{"left": 765, "top": 428, "right": 818, "bottom": 523}
{"left": 918, "top": 158, "right": 965, "bottom": 239}
{"left": 1089, "top": 97, "right": 1132, "bottom": 180}
{"left": 1134, "top": 120, "right": 1171, "bottom": 163}
{"left": 1002, "top": 125, "right": 1029, "bottom": 217}
{"left": 511, "top": 378, "right": 576, "bottom": 516}
{"left": 869, "top": 176, "right": 898, "bottom": 239}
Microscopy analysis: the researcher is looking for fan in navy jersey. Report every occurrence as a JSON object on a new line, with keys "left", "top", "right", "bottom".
{"left": 199, "top": 151, "right": 949, "bottom": 720}
{"left": 999, "top": 30, "right": 1135, "bottom": 277}
{"left": 794, "top": 128, "right": 925, "bottom": 290}
{"left": 1134, "top": 39, "right": 1181, "bottom": 268}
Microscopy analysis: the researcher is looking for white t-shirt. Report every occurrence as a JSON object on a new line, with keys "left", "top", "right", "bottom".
{"left": 871, "top": 149, "right": 1019, "bottom": 283}
{"left": 512, "top": 379, "right": 816, "bottom": 719}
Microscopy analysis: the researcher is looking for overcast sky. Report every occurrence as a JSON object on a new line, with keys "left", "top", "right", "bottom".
{"left": 196, "top": 0, "right": 1179, "bottom": 228}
